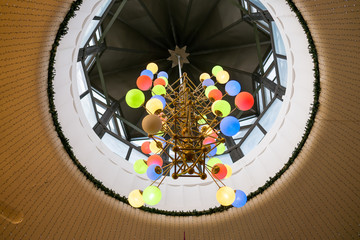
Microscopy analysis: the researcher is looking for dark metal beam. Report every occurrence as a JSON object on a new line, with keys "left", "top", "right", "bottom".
{"left": 252, "top": 73, "right": 286, "bottom": 98}
{"left": 93, "top": 101, "right": 119, "bottom": 138}
{"left": 78, "top": 43, "right": 106, "bottom": 62}
{"left": 95, "top": 53, "right": 110, "bottom": 106}
{"left": 138, "top": 0, "right": 172, "bottom": 48}
{"left": 90, "top": 58, "right": 168, "bottom": 79}
{"left": 190, "top": 41, "right": 270, "bottom": 56}
{"left": 180, "top": 0, "right": 193, "bottom": 46}
{"left": 114, "top": 113, "right": 147, "bottom": 137}
{"left": 108, "top": 12, "right": 168, "bottom": 49}
{"left": 165, "top": 0, "right": 178, "bottom": 47}
{"left": 100, "top": 0, "right": 127, "bottom": 42}
{"left": 190, "top": 18, "right": 244, "bottom": 51}
{"left": 106, "top": 46, "right": 163, "bottom": 54}
{"left": 223, "top": 135, "right": 244, "bottom": 162}
{"left": 243, "top": 11, "right": 273, "bottom": 22}
{"left": 186, "top": 0, "right": 221, "bottom": 47}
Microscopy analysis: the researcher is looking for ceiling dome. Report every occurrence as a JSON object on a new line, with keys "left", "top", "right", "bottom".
{"left": 52, "top": 0, "right": 314, "bottom": 212}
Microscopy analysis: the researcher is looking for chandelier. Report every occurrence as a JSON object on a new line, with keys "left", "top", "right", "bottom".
{"left": 125, "top": 61, "right": 253, "bottom": 209}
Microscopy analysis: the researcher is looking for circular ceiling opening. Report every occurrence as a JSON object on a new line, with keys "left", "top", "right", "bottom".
{"left": 51, "top": 0, "right": 315, "bottom": 213}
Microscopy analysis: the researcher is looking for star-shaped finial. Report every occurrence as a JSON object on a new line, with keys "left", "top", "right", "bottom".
{"left": 167, "top": 46, "right": 190, "bottom": 68}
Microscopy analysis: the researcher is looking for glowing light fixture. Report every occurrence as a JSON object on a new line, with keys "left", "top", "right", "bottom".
{"left": 126, "top": 62, "right": 252, "bottom": 209}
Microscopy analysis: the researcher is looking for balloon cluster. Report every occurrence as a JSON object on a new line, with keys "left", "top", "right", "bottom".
{"left": 125, "top": 63, "right": 251, "bottom": 209}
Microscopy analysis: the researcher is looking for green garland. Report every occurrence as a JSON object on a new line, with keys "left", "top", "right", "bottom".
{"left": 48, "top": 0, "right": 320, "bottom": 216}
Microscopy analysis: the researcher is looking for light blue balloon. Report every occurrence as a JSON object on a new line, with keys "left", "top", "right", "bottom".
{"left": 146, "top": 164, "right": 162, "bottom": 181}
{"left": 220, "top": 116, "right": 240, "bottom": 137}
{"left": 225, "top": 80, "right": 241, "bottom": 96}
{"left": 151, "top": 95, "right": 166, "bottom": 108}
{"left": 232, "top": 190, "right": 247, "bottom": 208}
{"left": 141, "top": 69, "right": 154, "bottom": 80}
{"left": 202, "top": 78, "right": 215, "bottom": 87}
{"left": 157, "top": 71, "right": 168, "bottom": 79}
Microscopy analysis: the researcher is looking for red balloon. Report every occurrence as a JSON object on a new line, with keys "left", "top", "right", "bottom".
{"left": 141, "top": 141, "right": 151, "bottom": 154}
{"left": 210, "top": 131, "right": 218, "bottom": 138}
{"left": 203, "top": 137, "right": 216, "bottom": 145}
{"left": 154, "top": 78, "right": 166, "bottom": 86}
{"left": 211, "top": 163, "right": 227, "bottom": 180}
{"left": 136, "top": 75, "right": 152, "bottom": 91}
{"left": 235, "top": 92, "right": 254, "bottom": 111}
{"left": 147, "top": 155, "right": 163, "bottom": 167}
{"left": 208, "top": 89, "right": 223, "bottom": 101}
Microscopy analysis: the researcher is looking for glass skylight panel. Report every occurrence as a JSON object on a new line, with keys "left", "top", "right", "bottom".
{"left": 240, "top": 126, "right": 265, "bottom": 155}
{"left": 277, "top": 58, "right": 288, "bottom": 87}
{"left": 80, "top": 94, "right": 97, "bottom": 127}
{"left": 76, "top": 62, "right": 88, "bottom": 95}
{"left": 271, "top": 22, "right": 286, "bottom": 55}
{"left": 101, "top": 133, "right": 129, "bottom": 159}
{"left": 264, "top": 87, "right": 271, "bottom": 105}
{"left": 249, "top": 0, "right": 266, "bottom": 10}
{"left": 263, "top": 53, "right": 274, "bottom": 72}
{"left": 92, "top": 90, "right": 107, "bottom": 104}
{"left": 95, "top": 0, "right": 112, "bottom": 16}
{"left": 266, "top": 67, "right": 276, "bottom": 81}
{"left": 216, "top": 154, "right": 232, "bottom": 165}
{"left": 258, "top": 98, "right": 282, "bottom": 132}
{"left": 81, "top": 20, "right": 99, "bottom": 47}
{"left": 95, "top": 103, "right": 106, "bottom": 115}
{"left": 116, "top": 117, "right": 126, "bottom": 138}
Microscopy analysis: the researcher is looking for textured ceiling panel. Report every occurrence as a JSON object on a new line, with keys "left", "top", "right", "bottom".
{"left": 0, "top": 0, "right": 359, "bottom": 239}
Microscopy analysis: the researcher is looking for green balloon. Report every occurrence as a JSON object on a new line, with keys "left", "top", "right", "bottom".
{"left": 216, "top": 143, "right": 226, "bottom": 155}
{"left": 212, "top": 100, "right": 231, "bottom": 117}
{"left": 212, "top": 65, "right": 223, "bottom": 77}
{"left": 197, "top": 115, "right": 207, "bottom": 125}
{"left": 205, "top": 86, "right": 218, "bottom": 97}
{"left": 134, "top": 159, "right": 148, "bottom": 174}
{"left": 143, "top": 186, "right": 162, "bottom": 205}
{"left": 126, "top": 89, "right": 145, "bottom": 108}
{"left": 152, "top": 85, "right": 166, "bottom": 96}
{"left": 207, "top": 157, "right": 222, "bottom": 170}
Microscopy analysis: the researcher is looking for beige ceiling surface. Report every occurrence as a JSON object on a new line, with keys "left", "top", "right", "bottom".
{"left": 0, "top": 0, "right": 359, "bottom": 239}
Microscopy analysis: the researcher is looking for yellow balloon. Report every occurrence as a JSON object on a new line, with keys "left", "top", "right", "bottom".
{"left": 216, "top": 70, "right": 230, "bottom": 84}
{"left": 224, "top": 164, "right": 232, "bottom": 179}
{"left": 128, "top": 189, "right": 144, "bottom": 208}
{"left": 145, "top": 98, "right": 163, "bottom": 114}
{"left": 199, "top": 73, "right": 211, "bottom": 82}
{"left": 216, "top": 186, "right": 235, "bottom": 206}
{"left": 150, "top": 140, "right": 162, "bottom": 153}
{"left": 146, "top": 62, "right": 158, "bottom": 74}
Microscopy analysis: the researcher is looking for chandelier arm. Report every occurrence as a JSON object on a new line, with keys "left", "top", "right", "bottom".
{"left": 204, "top": 166, "right": 222, "bottom": 189}
{"left": 156, "top": 163, "right": 174, "bottom": 188}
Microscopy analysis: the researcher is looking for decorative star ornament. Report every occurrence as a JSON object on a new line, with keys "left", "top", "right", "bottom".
{"left": 167, "top": 46, "right": 190, "bottom": 68}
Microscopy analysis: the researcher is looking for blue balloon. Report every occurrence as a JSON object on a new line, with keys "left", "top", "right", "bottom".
{"left": 157, "top": 71, "right": 168, "bottom": 79}
{"left": 232, "top": 190, "right": 247, "bottom": 208}
{"left": 225, "top": 80, "right": 241, "bottom": 96}
{"left": 208, "top": 144, "right": 217, "bottom": 157}
{"left": 220, "top": 116, "right": 240, "bottom": 137}
{"left": 141, "top": 69, "right": 154, "bottom": 80}
{"left": 146, "top": 164, "right": 162, "bottom": 181}
{"left": 202, "top": 78, "right": 214, "bottom": 87}
{"left": 151, "top": 95, "right": 166, "bottom": 108}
